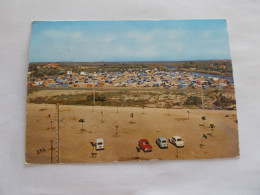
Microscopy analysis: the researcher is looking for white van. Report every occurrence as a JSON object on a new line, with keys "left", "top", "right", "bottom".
{"left": 96, "top": 138, "right": 104, "bottom": 150}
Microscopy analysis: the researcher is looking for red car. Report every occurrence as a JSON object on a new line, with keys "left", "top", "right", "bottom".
{"left": 138, "top": 139, "right": 152, "bottom": 152}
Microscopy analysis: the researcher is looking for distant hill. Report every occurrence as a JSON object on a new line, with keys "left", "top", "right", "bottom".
{"left": 29, "top": 60, "right": 231, "bottom": 66}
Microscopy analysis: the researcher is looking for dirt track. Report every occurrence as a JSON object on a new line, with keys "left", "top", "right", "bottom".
{"left": 26, "top": 104, "right": 239, "bottom": 164}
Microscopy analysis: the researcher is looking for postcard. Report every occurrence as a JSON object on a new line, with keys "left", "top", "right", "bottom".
{"left": 26, "top": 20, "right": 239, "bottom": 164}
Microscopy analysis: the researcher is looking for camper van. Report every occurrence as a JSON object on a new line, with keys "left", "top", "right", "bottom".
{"left": 96, "top": 138, "right": 104, "bottom": 150}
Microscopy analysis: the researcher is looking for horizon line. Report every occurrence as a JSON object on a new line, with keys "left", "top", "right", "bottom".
{"left": 29, "top": 59, "right": 232, "bottom": 63}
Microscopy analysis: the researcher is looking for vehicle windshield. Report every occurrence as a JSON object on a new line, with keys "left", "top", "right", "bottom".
{"left": 144, "top": 142, "right": 149, "bottom": 145}
{"left": 177, "top": 139, "right": 182, "bottom": 141}
{"left": 98, "top": 142, "right": 103, "bottom": 145}
{"left": 162, "top": 140, "right": 166, "bottom": 143}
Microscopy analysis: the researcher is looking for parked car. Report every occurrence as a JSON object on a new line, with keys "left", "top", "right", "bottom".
{"left": 156, "top": 137, "right": 168, "bottom": 148}
{"left": 138, "top": 139, "right": 152, "bottom": 152}
{"left": 96, "top": 138, "right": 104, "bottom": 150}
{"left": 169, "top": 136, "right": 184, "bottom": 147}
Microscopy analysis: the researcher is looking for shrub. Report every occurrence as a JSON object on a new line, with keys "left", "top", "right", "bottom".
{"left": 184, "top": 96, "right": 202, "bottom": 106}
{"left": 214, "top": 93, "right": 235, "bottom": 108}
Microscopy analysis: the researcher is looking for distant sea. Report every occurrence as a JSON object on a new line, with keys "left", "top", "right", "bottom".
{"left": 165, "top": 65, "right": 233, "bottom": 80}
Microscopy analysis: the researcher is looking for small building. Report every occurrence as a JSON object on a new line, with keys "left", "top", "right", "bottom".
{"left": 80, "top": 71, "right": 86, "bottom": 75}
{"left": 219, "top": 64, "right": 226, "bottom": 69}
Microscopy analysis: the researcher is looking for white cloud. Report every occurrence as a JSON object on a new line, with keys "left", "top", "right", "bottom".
{"left": 126, "top": 31, "right": 154, "bottom": 42}
{"left": 70, "top": 31, "right": 82, "bottom": 39}
{"left": 32, "top": 25, "right": 229, "bottom": 62}
{"left": 116, "top": 44, "right": 158, "bottom": 58}
{"left": 125, "top": 28, "right": 188, "bottom": 45}
{"left": 202, "top": 31, "right": 211, "bottom": 38}
{"left": 43, "top": 30, "right": 83, "bottom": 39}
{"left": 103, "top": 35, "right": 117, "bottom": 42}
{"left": 167, "top": 42, "right": 184, "bottom": 52}
{"left": 207, "top": 47, "right": 229, "bottom": 56}
{"left": 165, "top": 29, "right": 187, "bottom": 39}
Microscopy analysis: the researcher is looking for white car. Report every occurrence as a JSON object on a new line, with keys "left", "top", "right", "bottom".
{"left": 96, "top": 138, "right": 104, "bottom": 150}
{"left": 169, "top": 136, "right": 184, "bottom": 147}
{"left": 156, "top": 137, "right": 168, "bottom": 148}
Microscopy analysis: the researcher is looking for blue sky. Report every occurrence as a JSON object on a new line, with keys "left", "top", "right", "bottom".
{"left": 29, "top": 20, "right": 231, "bottom": 62}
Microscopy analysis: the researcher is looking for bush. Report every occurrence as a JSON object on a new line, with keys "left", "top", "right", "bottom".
{"left": 184, "top": 96, "right": 202, "bottom": 106}
{"left": 214, "top": 93, "right": 235, "bottom": 108}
